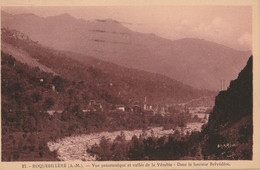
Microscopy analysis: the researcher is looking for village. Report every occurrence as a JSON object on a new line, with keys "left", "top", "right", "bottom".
{"left": 47, "top": 96, "right": 211, "bottom": 123}
{"left": 35, "top": 77, "right": 211, "bottom": 123}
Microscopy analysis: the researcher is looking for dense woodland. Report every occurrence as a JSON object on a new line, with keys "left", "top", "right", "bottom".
{"left": 1, "top": 52, "right": 197, "bottom": 161}
{"left": 87, "top": 131, "right": 202, "bottom": 160}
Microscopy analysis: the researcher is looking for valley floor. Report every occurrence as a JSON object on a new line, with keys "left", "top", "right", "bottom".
{"left": 48, "top": 122, "right": 204, "bottom": 161}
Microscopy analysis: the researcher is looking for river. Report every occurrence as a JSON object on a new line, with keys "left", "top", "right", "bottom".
{"left": 47, "top": 122, "right": 204, "bottom": 161}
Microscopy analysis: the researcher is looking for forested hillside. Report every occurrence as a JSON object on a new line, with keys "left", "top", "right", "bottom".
{"left": 1, "top": 51, "right": 117, "bottom": 161}
{"left": 1, "top": 52, "right": 197, "bottom": 161}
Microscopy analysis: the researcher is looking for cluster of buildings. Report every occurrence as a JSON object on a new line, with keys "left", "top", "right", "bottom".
{"left": 46, "top": 96, "right": 211, "bottom": 122}
{"left": 113, "top": 98, "right": 211, "bottom": 121}
{"left": 82, "top": 100, "right": 103, "bottom": 113}
{"left": 113, "top": 98, "right": 185, "bottom": 116}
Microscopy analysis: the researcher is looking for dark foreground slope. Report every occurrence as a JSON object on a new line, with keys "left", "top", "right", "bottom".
{"left": 201, "top": 56, "right": 253, "bottom": 160}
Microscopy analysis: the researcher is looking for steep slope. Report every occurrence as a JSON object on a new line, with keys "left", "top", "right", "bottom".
{"left": 201, "top": 56, "right": 252, "bottom": 160}
{"left": 1, "top": 29, "right": 56, "bottom": 74}
{"left": 1, "top": 28, "right": 213, "bottom": 104}
{"left": 1, "top": 11, "right": 251, "bottom": 90}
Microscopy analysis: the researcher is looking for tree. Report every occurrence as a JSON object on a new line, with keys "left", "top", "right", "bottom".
{"left": 98, "top": 136, "right": 111, "bottom": 160}
{"left": 52, "top": 76, "right": 64, "bottom": 92}
{"left": 44, "top": 97, "right": 55, "bottom": 109}
{"left": 129, "top": 135, "right": 144, "bottom": 160}
{"left": 22, "top": 116, "right": 36, "bottom": 132}
{"left": 31, "top": 92, "right": 42, "bottom": 103}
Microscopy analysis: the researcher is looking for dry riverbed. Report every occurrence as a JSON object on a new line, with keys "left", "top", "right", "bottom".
{"left": 47, "top": 122, "right": 203, "bottom": 161}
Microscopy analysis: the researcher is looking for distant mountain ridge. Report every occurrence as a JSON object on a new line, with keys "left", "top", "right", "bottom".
{"left": 1, "top": 27, "right": 214, "bottom": 104}
{"left": 1, "top": 11, "right": 251, "bottom": 90}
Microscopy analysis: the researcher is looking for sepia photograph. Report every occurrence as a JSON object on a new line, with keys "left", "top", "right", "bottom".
{"left": 0, "top": 0, "right": 260, "bottom": 169}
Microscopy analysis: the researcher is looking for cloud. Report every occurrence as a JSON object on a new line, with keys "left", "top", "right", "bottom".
{"left": 211, "top": 17, "right": 224, "bottom": 27}
{"left": 172, "top": 17, "right": 233, "bottom": 43}
{"left": 193, "top": 17, "right": 233, "bottom": 41}
{"left": 237, "top": 32, "right": 252, "bottom": 49}
{"left": 154, "top": 15, "right": 250, "bottom": 50}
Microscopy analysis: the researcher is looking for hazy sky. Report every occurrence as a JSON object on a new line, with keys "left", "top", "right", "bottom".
{"left": 2, "top": 6, "right": 252, "bottom": 50}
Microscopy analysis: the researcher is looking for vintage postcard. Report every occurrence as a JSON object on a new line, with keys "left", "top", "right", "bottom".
{"left": 0, "top": 0, "right": 260, "bottom": 169}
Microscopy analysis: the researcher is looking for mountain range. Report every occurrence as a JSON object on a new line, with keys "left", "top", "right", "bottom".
{"left": 2, "top": 28, "right": 214, "bottom": 104}
{"left": 1, "top": 11, "right": 251, "bottom": 90}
